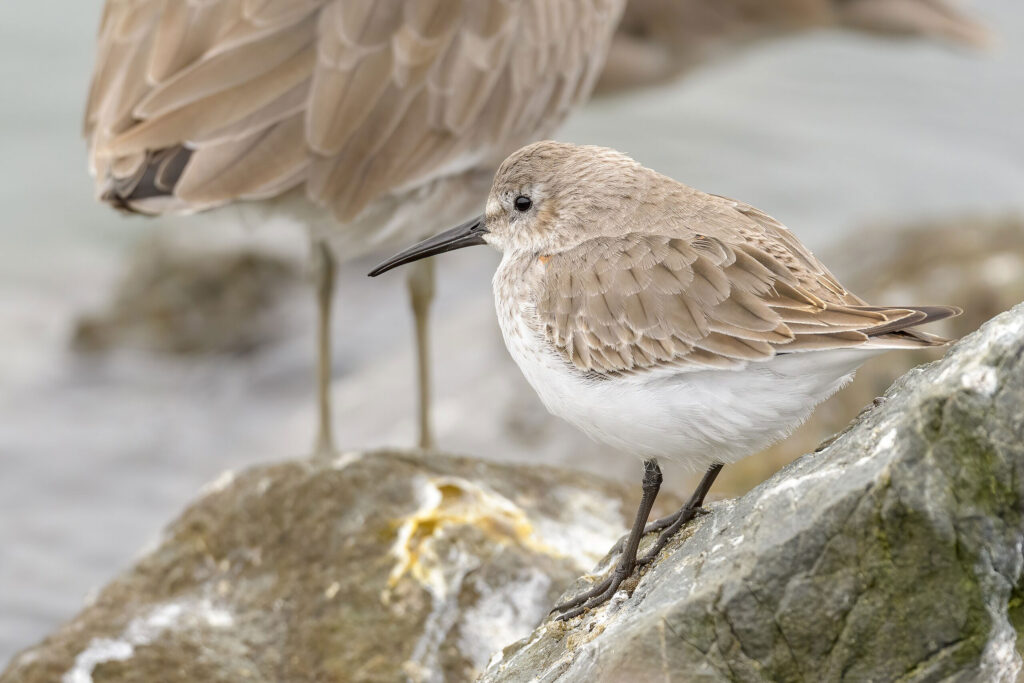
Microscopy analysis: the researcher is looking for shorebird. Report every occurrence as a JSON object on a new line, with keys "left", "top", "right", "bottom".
{"left": 84, "top": 0, "right": 626, "bottom": 454}
{"left": 599, "top": 0, "right": 989, "bottom": 93}
{"left": 370, "top": 140, "right": 961, "bottom": 618}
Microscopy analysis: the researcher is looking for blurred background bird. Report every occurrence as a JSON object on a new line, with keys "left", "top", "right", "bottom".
{"left": 83, "top": 0, "right": 626, "bottom": 455}
{"left": 599, "top": 0, "right": 989, "bottom": 94}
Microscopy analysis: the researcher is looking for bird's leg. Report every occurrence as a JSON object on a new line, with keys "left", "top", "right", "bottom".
{"left": 607, "top": 505, "right": 711, "bottom": 556}
{"left": 607, "top": 467, "right": 719, "bottom": 555}
{"left": 552, "top": 459, "right": 662, "bottom": 620}
{"left": 311, "top": 238, "right": 337, "bottom": 458}
{"left": 406, "top": 257, "right": 436, "bottom": 450}
{"left": 637, "top": 463, "right": 723, "bottom": 566}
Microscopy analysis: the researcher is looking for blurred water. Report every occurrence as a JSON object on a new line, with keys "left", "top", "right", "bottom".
{"left": 1, "top": 0, "right": 1023, "bottom": 666}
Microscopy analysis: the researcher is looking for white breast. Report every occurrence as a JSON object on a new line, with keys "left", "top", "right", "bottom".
{"left": 493, "top": 256, "right": 880, "bottom": 471}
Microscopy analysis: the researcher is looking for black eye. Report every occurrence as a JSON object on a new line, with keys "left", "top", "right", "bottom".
{"left": 514, "top": 195, "right": 533, "bottom": 212}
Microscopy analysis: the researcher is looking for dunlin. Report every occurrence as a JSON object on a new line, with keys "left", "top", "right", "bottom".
{"left": 600, "top": 0, "right": 989, "bottom": 93}
{"left": 370, "top": 141, "right": 960, "bottom": 618}
{"left": 84, "top": 0, "right": 625, "bottom": 454}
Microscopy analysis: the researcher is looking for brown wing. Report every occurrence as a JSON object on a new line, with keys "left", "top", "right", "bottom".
{"left": 86, "top": 0, "right": 624, "bottom": 220}
{"left": 85, "top": 0, "right": 325, "bottom": 210}
{"left": 535, "top": 202, "right": 959, "bottom": 375}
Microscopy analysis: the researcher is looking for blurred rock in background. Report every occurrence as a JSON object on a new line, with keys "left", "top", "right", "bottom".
{"left": 71, "top": 236, "right": 303, "bottom": 356}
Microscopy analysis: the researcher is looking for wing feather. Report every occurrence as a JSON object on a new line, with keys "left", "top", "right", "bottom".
{"left": 306, "top": 0, "right": 624, "bottom": 222}
{"left": 533, "top": 196, "right": 960, "bottom": 375}
{"left": 136, "top": 12, "right": 315, "bottom": 119}
{"left": 175, "top": 114, "right": 308, "bottom": 204}
{"left": 86, "top": 0, "right": 625, "bottom": 226}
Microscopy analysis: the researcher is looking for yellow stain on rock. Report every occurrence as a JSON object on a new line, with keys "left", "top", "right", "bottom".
{"left": 386, "top": 476, "right": 558, "bottom": 595}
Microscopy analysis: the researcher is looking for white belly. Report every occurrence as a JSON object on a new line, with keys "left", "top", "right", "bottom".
{"left": 496, "top": 298, "right": 877, "bottom": 471}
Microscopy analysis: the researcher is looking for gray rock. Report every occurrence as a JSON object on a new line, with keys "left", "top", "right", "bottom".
{"left": 0, "top": 452, "right": 638, "bottom": 683}
{"left": 483, "top": 304, "right": 1024, "bottom": 683}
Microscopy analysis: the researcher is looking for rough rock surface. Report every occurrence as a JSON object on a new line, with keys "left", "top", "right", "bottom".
{"left": 0, "top": 452, "right": 639, "bottom": 683}
{"left": 483, "top": 304, "right": 1024, "bottom": 683}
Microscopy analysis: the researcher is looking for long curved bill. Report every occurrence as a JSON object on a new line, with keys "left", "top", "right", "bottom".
{"left": 368, "top": 215, "right": 488, "bottom": 277}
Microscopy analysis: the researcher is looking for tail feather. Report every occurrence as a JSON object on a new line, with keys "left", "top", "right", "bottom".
{"left": 859, "top": 304, "right": 962, "bottom": 348}
{"left": 100, "top": 145, "right": 192, "bottom": 214}
{"left": 859, "top": 304, "right": 960, "bottom": 335}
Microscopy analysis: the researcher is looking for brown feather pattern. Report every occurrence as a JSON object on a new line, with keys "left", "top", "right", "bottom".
{"left": 532, "top": 198, "right": 960, "bottom": 375}
{"left": 85, "top": 0, "right": 625, "bottom": 224}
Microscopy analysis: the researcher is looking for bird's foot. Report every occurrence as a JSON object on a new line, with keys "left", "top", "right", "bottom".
{"left": 608, "top": 505, "right": 709, "bottom": 556}
{"left": 551, "top": 563, "right": 636, "bottom": 621}
{"left": 553, "top": 464, "right": 723, "bottom": 621}
{"left": 636, "top": 503, "right": 705, "bottom": 566}
{"left": 553, "top": 504, "right": 709, "bottom": 622}
{"left": 311, "top": 433, "right": 339, "bottom": 462}
{"left": 552, "top": 458, "right": 664, "bottom": 621}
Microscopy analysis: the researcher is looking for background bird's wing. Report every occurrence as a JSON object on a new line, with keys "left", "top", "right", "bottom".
{"left": 535, "top": 196, "right": 959, "bottom": 375}
{"left": 85, "top": 0, "right": 326, "bottom": 210}
{"left": 86, "top": 0, "right": 623, "bottom": 220}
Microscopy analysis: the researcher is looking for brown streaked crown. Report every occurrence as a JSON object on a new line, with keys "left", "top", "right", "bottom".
{"left": 485, "top": 141, "right": 654, "bottom": 254}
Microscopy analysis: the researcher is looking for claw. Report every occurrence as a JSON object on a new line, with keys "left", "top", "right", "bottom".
{"left": 549, "top": 575, "right": 614, "bottom": 615}
{"left": 609, "top": 510, "right": 684, "bottom": 555}
{"left": 554, "top": 568, "right": 629, "bottom": 621}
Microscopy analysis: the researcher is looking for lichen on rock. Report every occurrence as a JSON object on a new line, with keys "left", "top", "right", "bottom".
{"left": 0, "top": 451, "right": 636, "bottom": 683}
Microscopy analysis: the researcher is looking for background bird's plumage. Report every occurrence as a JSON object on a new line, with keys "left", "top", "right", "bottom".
{"left": 597, "top": 0, "right": 990, "bottom": 93}
{"left": 85, "top": 0, "right": 624, "bottom": 228}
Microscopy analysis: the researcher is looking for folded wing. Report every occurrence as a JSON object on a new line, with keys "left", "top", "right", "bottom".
{"left": 535, "top": 197, "right": 960, "bottom": 374}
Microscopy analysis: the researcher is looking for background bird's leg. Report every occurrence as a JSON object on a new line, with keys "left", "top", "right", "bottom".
{"left": 312, "top": 238, "right": 337, "bottom": 458}
{"left": 638, "top": 463, "right": 723, "bottom": 565}
{"left": 553, "top": 459, "right": 662, "bottom": 620}
{"left": 406, "top": 257, "right": 436, "bottom": 450}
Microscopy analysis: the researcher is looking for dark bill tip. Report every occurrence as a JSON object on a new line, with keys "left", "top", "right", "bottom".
{"left": 368, "top": 215, "right": 488, "bottom": 277}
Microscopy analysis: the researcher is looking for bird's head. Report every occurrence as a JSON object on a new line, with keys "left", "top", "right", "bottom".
{"left": 368, "top": 141, "right": 650, "bottom": 276}
{"left": 481, "top": 141, "right": 649, "bottom": 254}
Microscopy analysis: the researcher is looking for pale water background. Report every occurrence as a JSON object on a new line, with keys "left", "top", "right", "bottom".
{"left": 1, "top": 0, "right": 1023, "bottom": 665}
